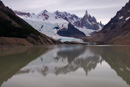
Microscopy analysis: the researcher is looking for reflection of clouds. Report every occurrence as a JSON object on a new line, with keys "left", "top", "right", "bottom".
{"left": 17, "top": 45, "right": 102, "bottom": 77}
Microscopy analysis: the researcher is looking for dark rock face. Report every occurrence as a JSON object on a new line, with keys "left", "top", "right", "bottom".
{"left": 38, "top": 10, "right": 49, "bottom": 20}
{"left": 102, "top": 1, "right": 130, "bottom": 32}
{"left": 0, "top": 1, "right": 40, "bottom": 38}
{"left": 55, "top": 11, "right": 81, "bottom": 28}
{"left": 14, "top": 11, "right": 31, "bottom": 17}
{"left": 57, "top": 23, "right": 86, "bottom": 38}
{"left": 0, "top": 1, "right": 61, "bottom": 47}
{"left": 100, "top": 0, "right": 130, "bottom": 44}
{"left": 88, "top": 0, "right": 130, "bottom": 45}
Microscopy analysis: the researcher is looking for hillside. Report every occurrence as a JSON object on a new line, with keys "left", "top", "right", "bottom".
{"left": 0, "top": 1, "right": 61, "bottom": 48}
{"left": 57, "top": 23, "right": 86, "bottom": 38}
{"left": 84, "top": 0, "right": 130, "bottom": 45}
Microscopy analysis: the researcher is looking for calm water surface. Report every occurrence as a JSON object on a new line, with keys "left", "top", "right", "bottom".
{"left": 0, "top": 45, "right": 130, "bottom": 87}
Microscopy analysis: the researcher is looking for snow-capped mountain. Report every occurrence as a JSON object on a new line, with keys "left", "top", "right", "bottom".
{"left": 15, "top": 10, "right": 103, "bottom": 42}
{"left": 0, "top": 1, "right": 61, "bottom": 46}
{"left": 81, "top": 11, "right": 104, "bottom": 30}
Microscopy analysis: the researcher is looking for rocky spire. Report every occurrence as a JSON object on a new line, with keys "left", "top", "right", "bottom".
{"left": 43, "top": 10, "right": 48, "bottom": 13}
{"left": 85, "top": 10, "right": 89, "bottom": 17}
{"left": 81, "top": 10, "right": 89, "bottom": 27}
{"left": 100, "top": 21, "right": 102, "bottom": 24}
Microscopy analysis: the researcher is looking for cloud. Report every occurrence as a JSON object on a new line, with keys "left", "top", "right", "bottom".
{"left": 2, "top": 0, "right": 129, "bottom": 24}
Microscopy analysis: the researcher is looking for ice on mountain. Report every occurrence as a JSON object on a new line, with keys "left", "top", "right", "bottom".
{"left": 16, "top": 10, "right": 102, "bottom": 43}
{"left": 125, "top": 16, "right": 130, "bottom": 21}
{"left": 119, "top": 16, "right": 123, "bottom": 20}
{"left": 87, "top": 19, "right": 92, "bottom": 25}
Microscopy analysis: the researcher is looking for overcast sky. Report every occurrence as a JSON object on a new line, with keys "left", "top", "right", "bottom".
{"left": 2, "top": 0, "right": 128, "bottom": 24}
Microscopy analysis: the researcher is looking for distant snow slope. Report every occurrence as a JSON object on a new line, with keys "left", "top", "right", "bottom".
{"left": 15, "top": 10, "right": 102, "bottom": 42}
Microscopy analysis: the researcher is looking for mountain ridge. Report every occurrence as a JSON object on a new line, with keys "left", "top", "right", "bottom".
{"left": 14, "top": 9, "right": 104, "bottom": 41}
{"left": 83, "top": 0, "right": 130, "bottom": 45}
{"left": 15, "top": 10, "right": 104, "bottom": 30}
{"left": 0, "top": 0, "right": 61, "bottom": 48}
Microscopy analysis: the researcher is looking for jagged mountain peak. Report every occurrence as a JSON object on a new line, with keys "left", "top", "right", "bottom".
{"left": 54, "top": 10, "right": 78, "bottom": 19}
{"left": 15, "top": 9, "right": 103, "bottom": 30}
{"left": 43, "top": 9, "right": 48, "bottom": 13}
{"left": 38, "top": 9, "right": 48, "bottom": 15}
{"left": 85, "top": 10, "right": 89, "bottom": 17}
{"left": 14, "top": 9, "right": 104, "bottom": 39}
{"left": 81, "top": 10, "right": 103, "bottom": 30}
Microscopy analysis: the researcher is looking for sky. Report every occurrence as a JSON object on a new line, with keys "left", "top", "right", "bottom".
{"left": 2, "top": 0, "right": 129, "bottom": 24}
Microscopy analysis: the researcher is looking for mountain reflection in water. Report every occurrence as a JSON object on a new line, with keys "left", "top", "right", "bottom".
{"left": 0, "top": 45, "right": 130, "bottom": 87}
{"left": 17, "top": 45, "right": 102, "bottom": 76}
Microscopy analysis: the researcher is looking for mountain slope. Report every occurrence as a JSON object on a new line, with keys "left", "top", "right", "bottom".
{"left": 0, "top": 3, "right": 39, "bottom": 38}
{"left": 15, "top": 10, "right": 103, "bottom": 30}
{"left": 57, "top": 23, "right": 86, "bottom": 38}
{"left": 84, "top": 0, "right": 130, "bottom": 45}
{"left": 0, "top": 1, "right": 61, "bottom": 48}
{"left": 100, "top": 0, "right": 130, "bottom": 45}
{"left": 55, "top": 10, "right": 104, "bottom": 30}
{"left": 15, "top": 10, "right": 103, "bottom": 40}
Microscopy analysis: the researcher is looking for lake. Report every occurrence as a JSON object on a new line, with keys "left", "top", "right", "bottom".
{"left": 0, "top": 45, "right": 130, "bottom": 87}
